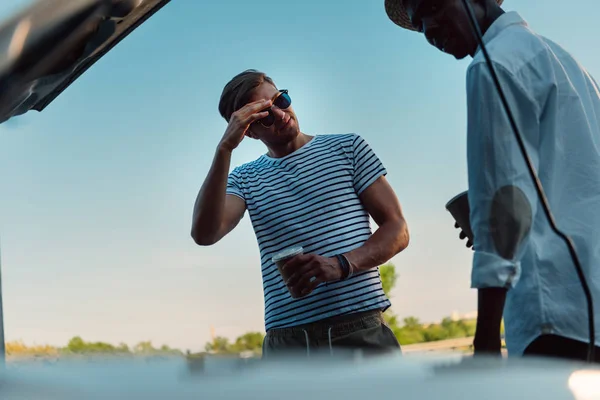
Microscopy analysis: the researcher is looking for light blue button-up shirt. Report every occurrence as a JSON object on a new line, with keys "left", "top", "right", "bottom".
{"left": 466, "top": 11, "right": 600, "bottom": 356}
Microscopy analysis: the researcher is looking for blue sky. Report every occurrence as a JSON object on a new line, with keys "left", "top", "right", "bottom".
{"left": 0, "top": 0, "right": 599, "bottom": 351}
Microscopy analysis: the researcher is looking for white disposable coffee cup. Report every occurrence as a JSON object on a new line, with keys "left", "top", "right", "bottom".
{"left": 272, "top": 246, "right": 304, "bottom": 296}
{"left": 272, "top": 246, "right": 304, "bottom": 277}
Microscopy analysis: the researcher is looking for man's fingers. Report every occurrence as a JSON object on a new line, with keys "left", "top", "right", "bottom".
{"left": 280, "top": 254, "right": 302, "bottom": 272}
{"left": 229, "top": 99, "right": 271, "bottom": 124}
{"left": 247, "top": 110, "right": 269, "bottom": 123}
{"left": 293, "top": 269, "right": 323, "bottom": 294}
{"left": 295, "top": 274, "right": 324, "bottom": 297}
{"left": 300, "top": 275, "right": 324, "bottom": 296}
{"left": 240, "top": 99, "right": 272, "bottom": 116}
{"left": 284, "top": 258, "right": 313, "bottom": 286}
{"left": 454, "top": 222, "right": 459, "bottom": 229}
{"left": 281, "top": 254, "right": 309, "bottom": 275}
{"left": 459, "top": 231, "right": 467, "bottom": 240}
{"left": 286, "top": 266, "right": 312, "bottom": 288}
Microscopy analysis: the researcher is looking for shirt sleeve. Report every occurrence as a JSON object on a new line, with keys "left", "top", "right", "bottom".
{"left": 226, "top": 167, "right": 245, "bottom": 201}
{"left": 466, "top": 61, "right": 541, "bottom": 290}
{"left": 351, "top": 134, "right": 388, "bottom": 195}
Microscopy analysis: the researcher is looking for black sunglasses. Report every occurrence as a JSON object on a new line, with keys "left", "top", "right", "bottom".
{"left": 258, "top": 89, "right": 292, "bottom": 127}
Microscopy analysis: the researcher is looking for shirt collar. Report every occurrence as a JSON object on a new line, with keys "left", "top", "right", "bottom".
{"left": 475, "top": 11, "right": 528, "bottom": 55}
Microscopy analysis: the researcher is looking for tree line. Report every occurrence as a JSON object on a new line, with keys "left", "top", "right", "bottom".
{"left": 7, "top": 336, "right": 183, "bottom": 357}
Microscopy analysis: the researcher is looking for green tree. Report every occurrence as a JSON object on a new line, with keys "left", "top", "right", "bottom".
{"left": 60, "top": 337, "right": 182, "bottom": 356}
{"left": 377, "top": 264, "right": 478, "bottom": 346}
{"left": 63, "top": 336, "right": 130, "bottom": 354}
{"left": 65, "top": 336, "right": 86, "bottom": 353}
{"left": 439, "top": 317, "right": 464, "bottom": 338}
{"left": 231, "top": 332, "right": 264, "bottom": 353}
{"left": 205, "top": 336, "right": 232, "bottom": 353}
{"left": 134, "top": 341, "right": 155, "bottom": 354}
{"left": 402, "top": 317, "right": 422, "bottom": 329}
{"left": 117, "top": 343, "right": 130, "bottom": 353}
{"left": 380, "top": 263, "right": 403, "bottom": 336}
{"left": 395, "top": 317, "right": 426, "bottom": 344}
{"left": 379, "top": 263, "right": 397, "bottom": 297}
{"left": 423, "top": 324, "right": 446, "bottom": 342}
{"left": 396, "top": 327, "right": 426, "bottom": 345}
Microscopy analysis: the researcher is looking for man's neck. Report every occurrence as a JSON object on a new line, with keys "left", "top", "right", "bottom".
{"left": 469, "top": 6, "right": 505, "bottom": 56}
{"left": 266, "top": 132, "right": 313, "bottom": 159}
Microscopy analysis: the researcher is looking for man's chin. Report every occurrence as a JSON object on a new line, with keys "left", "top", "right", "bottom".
{"left": 446, "top": 47, "right": 470, "bottom": 60}
{"left": 439, "top": 41, "right": 470, "bottom": 60}
{"left": 452, "top": 52, "right": 469, "bottom": 60}
{"left": 278, "top": 122, "right": 299, "bottom": 139}
{"left": 282, "top": 130, "right": 300, "bottom": 142}
{"left": 270, "top": 127, "right": 299, "bottom": 144}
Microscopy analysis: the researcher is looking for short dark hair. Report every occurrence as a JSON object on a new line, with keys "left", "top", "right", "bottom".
{"left": 218, "top": 69, "right": 276, "bottom": 122}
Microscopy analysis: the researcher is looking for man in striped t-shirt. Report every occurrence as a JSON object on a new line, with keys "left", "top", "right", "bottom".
{"left": 191, "top": 69, "right": 410, "bottom": 358}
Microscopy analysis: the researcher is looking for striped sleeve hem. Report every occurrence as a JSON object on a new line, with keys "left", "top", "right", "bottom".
{"left": 356, "top": 165, "right": 387, "bottom": 195}
{"left": 351, "top": 134, "right": 388, "bottom": 195}
{"left": 226, "top": 167, "right": 245, "bottom": 201}
{"left": 225, "top": 190, "right": 245, "bottom": 201}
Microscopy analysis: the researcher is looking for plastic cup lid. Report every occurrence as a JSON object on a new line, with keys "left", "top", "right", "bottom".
{"left": 272, "top": 246, "right": 304, "bottom": 263}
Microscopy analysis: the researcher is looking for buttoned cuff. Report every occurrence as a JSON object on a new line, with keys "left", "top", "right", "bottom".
{"left": 471, "top": 250, "right": 521, "bottom": 289}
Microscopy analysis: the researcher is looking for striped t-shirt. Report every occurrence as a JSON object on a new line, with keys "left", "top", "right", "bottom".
{"left": 226, "top": 133, "right": 391, "bottom": 331}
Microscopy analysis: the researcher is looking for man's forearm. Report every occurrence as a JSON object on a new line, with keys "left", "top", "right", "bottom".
{"left": 474, "top": 287, "right": 507, "bottom": 354}
{"left": 191, "top": 145, "right": 232, "bottom": 244}
{"left": 343, "top": 219, "right": 409, "bottom": 273}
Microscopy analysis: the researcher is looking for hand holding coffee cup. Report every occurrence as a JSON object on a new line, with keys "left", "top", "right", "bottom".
{"left": 446, "top": 191, "right": 474, "bottom": 249}
{"left": 272, "top": 246, "right": 305, "bottom": 298}
{"left": 273, "top": 248, "right": 344, "bottom": 298}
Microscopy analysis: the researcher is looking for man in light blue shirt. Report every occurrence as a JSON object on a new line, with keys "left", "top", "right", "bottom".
{"left": 385, "top": 0, "right": 600, "bottom": 361}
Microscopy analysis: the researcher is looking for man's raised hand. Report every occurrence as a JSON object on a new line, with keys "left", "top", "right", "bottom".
{"left": 219, "top": 99, "right": 272, "bottom": 152}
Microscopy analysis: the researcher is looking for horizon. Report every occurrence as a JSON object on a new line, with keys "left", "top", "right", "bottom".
{"left": 5, "top": 308, "right": 480, "bottom": 352}
{"left": 1, "top": 0, "right": 599, "bottom": 353}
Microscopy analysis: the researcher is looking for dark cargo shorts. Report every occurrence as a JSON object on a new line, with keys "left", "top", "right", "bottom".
{"left": 262, "top": 309, "right": 401, "bottom": 359}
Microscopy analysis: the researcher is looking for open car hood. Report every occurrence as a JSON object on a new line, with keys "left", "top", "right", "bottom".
{"left": 0, "top": 0, "right": 171, "bottom": 124}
